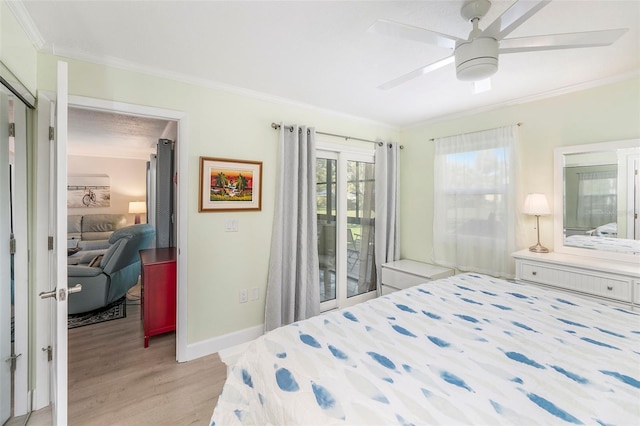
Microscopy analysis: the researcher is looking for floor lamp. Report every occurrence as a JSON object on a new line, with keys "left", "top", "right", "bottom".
{"left": 523, "top": 193, "right": 550, "bottom": 253}
{"left": 129, "top": 201, "right": 147, "bottom": 224}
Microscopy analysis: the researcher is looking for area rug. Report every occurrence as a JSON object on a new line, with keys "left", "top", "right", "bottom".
{"left": 68, "top": 296, "right": 126, "bottom": 329}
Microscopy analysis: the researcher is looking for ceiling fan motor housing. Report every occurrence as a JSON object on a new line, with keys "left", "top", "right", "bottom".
{"left": 455, "top": 37, "right": 499, "bottom": 81}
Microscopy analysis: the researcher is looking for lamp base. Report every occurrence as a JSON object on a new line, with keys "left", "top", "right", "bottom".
{"left": 529, "top": 243, "right": 549, "bottom": 253}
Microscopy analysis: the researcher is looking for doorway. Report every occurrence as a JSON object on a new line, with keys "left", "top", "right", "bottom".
{"left": 33, "top": 94, "right": 189, "bottom": 417}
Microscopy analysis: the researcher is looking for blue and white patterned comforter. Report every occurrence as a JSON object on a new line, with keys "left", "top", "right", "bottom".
{"left": 211, "top": 273, "right": 640, "bottom": 425}
{"left": 565, "top": 234, "right": 640, "bottom": 255}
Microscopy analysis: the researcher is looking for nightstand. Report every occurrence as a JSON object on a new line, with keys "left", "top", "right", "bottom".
{"left": 381, "top": 259, "right": 454, "bottom": 295}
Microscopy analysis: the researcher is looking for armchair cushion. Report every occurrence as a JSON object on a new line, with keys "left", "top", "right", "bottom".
{"left": 68, "top": 265, "right": 103, "bottom": 278}
{"left": 68, "top": 223, "right": 155, "bottom": 314}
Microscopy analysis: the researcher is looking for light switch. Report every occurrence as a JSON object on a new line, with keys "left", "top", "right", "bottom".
{"left": 225, "top": 219, "right": 238, "bottom": 232}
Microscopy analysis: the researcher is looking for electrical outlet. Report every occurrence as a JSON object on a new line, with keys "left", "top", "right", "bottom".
{"left": 250, "top": 287, "right": 259, "bottom": 301}
{"left": 239, "top": 289, "right": 248, "bottom": 303}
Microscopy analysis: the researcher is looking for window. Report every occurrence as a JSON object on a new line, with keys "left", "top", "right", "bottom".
{"left": 576, "top": 169, "right": 617, "bottom": 229}
{"left": 433, "top": 125, "right": 518, "bottom": 278}
{"left": 317, "top": 143, "right": 376, "bottom": 311}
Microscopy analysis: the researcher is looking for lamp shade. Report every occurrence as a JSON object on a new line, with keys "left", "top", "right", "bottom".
{"left": 523, "top": 193, "right": 550, "bottom": 216}
{"left": 128, "top": 201, "right": 147, "bottom": 214}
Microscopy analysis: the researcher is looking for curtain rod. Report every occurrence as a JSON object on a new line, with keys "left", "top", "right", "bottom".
{"left": 271, "top": 122, "right": 404, "bottom": 149}
{"left": 428, "top": 122, "right": 522, "bottom": 142}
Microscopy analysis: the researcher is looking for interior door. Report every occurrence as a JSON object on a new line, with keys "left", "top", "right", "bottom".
{"left": 41, "top": 61, "right": 70, "bottom": 425}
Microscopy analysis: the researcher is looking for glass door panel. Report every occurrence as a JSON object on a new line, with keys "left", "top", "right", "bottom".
{"left": 346, "top": 160, "right": 375, "bottom": 298}
{"left": 317, "top": 157, "right": 336, "bottom": 303}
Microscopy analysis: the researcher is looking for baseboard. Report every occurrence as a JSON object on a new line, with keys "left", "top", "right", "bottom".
{"left": 183, "top": 323, "right": 264, "bottom": 362}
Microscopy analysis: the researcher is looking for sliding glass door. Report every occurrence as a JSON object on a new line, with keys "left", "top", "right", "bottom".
{"left": 317, "top": 145, "right": 376, "bottom": 311}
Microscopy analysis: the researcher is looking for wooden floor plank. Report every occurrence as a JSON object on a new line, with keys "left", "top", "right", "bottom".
{"left": 20, "top": 301, "right": 227, "bottom": 425}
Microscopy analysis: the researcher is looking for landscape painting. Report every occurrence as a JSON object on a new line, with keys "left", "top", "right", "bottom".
{"left": 199, "top": 157, "right": 262, "bottom": 212}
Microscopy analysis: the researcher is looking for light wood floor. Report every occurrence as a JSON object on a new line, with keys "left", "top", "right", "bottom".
{"left": 12, "top": 301, "right": 227, "bottom": 426}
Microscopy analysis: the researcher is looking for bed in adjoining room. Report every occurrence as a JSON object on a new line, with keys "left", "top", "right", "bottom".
{"left": 210, "top": 273, "right": 640, "bottom": 425}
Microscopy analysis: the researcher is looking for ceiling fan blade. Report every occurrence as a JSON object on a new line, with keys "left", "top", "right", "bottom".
{"left": 378, "top": 56, "right": 455, "bottom": 90}
{"left": 483, "top": 0, "right": 551, "bottom": 40}
{"left": 368, "top": 19, "right": 461, "bottom": 49}
{"left": 499, "top": 28, "right": 629, "bottom": 54}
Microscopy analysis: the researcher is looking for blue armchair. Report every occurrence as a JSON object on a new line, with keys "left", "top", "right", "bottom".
{"left": 68, "top": 224, "right": 155, "bottom": 314}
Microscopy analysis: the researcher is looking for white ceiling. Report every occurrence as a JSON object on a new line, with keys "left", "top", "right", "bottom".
{"left": 17, "top": 0, "right": 640, "bottom": 129}
{"left": 67, "top": 107, "right": 173, "bottom": 160}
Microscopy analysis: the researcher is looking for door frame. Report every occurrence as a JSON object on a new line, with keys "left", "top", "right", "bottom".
{"left": 33, "top": 94, "right": 189, "bottom": 410}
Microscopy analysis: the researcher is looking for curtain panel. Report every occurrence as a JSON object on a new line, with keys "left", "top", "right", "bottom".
{"left": 374, "top": 142, "right": 400, "bottom": 295}
{"left": 264, "top": 125, "right": 320, "bottom": 332}
{"left": 433, "top": 125, "right": 518, "bottom": 278}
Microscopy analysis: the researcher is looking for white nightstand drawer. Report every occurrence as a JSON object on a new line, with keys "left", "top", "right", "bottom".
{"left": 381, "top": 268, "right": 430, "bottom": 290}
{"left": 381, "top": 260, "right": 454, "bottom": 291}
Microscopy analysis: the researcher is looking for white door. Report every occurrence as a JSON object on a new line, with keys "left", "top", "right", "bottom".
{"left": 40, "top": 61, "right": 73, "bottom": 425}
{"left": 0, "top": 91, "right": 11, "bottom": 426}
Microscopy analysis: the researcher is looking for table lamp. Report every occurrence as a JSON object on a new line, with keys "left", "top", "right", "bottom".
{"left": 129, "top": 201, "right": 147, "bottom": 224}
{"left": 523, "top": 193, "right": 551, "bottom": 253}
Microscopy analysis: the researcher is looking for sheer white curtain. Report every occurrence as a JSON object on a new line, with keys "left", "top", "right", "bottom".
{"left": 433, "top": 125, "right": 518, "bottom": 278}
{"left": 375, "top": 142, "right": 400, "bottom": 295}
{"left": 264, "top": 124, "right": 320, "bottom": 332}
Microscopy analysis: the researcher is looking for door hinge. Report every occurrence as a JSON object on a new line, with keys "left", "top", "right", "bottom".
{"left": 6, "top": 353, "right": 22, "bottom": 372}
{"left": 9, "top": 123, "right": 15, "bottom": 138}
{"left": 48, "top": 236, "right": 54, "bottom": 250}
{"left": 9, "top": 236, "right": 16, "bottom": 255}
{"left": 49, "top": 126, "right": 54, "bottom": 140}
{"left": 42, "top": 346, "right": 53, "bottom": 362}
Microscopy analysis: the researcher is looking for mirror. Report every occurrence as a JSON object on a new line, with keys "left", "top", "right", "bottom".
{"left": 554, "top": 139, "right": 640, "bottom": 263}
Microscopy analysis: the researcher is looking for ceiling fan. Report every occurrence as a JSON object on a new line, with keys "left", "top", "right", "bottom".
{"left": 371, "top": 0, "right": 628, "bottom": 91}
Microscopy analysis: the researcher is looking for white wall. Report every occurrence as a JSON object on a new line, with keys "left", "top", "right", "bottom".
{"left": 67, "top": 155, "right": 147, "bottom": 224}
{"left": 399, "top": 77, "right": 640, "bottom": 267}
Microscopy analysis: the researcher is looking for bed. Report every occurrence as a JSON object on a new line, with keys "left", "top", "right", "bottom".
{"left": 211, "top": 273, "right": 640, "bottom": 425}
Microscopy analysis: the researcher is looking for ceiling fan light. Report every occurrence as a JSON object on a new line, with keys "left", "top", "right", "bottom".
{"left": 455, "top": 37, "right": 498, "bottom": 81}
{"left": 457, "top": 60, "right": 498, "bottom": 81}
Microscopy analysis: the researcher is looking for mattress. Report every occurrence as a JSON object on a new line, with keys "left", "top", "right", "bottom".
{"left": 211, "top": 273, "right": 640, "bottom": 425}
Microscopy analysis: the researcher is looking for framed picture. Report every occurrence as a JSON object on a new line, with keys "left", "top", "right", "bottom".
{"left": 67, "top": 174, "right": 111, "bottom": 208}
{"left": 199, "top": 157, "right": 262, "bottom": 212}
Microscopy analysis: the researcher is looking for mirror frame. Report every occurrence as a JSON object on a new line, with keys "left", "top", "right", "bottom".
{"left": 553, "top": 138, "right": 639, "bottom": 264}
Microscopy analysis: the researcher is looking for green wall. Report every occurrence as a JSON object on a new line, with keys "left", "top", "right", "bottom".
{"left": 399, "top": 77, "right": 640, "bottom": 265}
{"left": 36, "top": 53, "right": 398, "bottom": 344}
{"left": 0, "top": 1, "right": 37, "bottom": 96}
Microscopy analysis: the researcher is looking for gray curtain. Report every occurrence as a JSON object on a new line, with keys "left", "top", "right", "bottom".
{"left": 264, "top": 124, "right": 320, "bottom": 332}
{"left": 374, "top": 142, "right": 400, "bottom": 296}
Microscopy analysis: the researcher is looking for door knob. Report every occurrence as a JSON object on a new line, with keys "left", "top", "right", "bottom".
{"left": 39, "top": 289, "right": 57, "bottom": 300}
{"left": 39, "top": 284, "right": 82, "bottom": 301}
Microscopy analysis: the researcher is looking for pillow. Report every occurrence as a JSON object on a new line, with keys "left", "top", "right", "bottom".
{"left": 67, "top": 238, "right": 79, "bottom": 249}
{"left": 88, "top": 254, "right": 104, "bottom": 267}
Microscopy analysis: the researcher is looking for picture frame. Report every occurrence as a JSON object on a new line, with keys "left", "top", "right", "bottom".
{"left": 67, "top": 174, "right": 111, "bottom": 208}
{"left": 199, "top": 156, "right": 262, "bottom": 212}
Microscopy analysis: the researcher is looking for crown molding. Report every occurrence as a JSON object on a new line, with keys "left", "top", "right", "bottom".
{"left": 6, "top": 0, "right": 45, "bottom": 50}
{"left": 40, "top": 44, "right": 398, "bottom": 133}
{"left": 405, "top": 70, "right": 640, "bottom": 129}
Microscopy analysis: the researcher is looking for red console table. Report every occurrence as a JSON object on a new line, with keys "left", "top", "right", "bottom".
{"left": 139, "top": 247, "right": 176, "bottom": 348}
